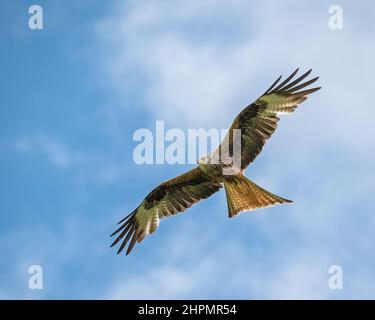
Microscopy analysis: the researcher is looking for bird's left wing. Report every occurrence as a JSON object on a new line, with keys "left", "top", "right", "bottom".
{"left": 218, "top": 68, "right": 321, "bottom": 171}
{"left": 111, "top": 167, "right": 222, "bottom": 255}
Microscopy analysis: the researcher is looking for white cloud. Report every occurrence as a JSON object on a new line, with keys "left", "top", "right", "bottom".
{"left": 12, "top": 133, "right": 131, "bottom": 184}
{"left": 13, "top": 134, "right": 81, "bottom": 169}
{"left": 96, "top": 0, "right": 375, "bottom": 153}
{"left": 109, "top": 267, "right": 199, "bottom": 299}
{"left": 94, "top": 0, "right": 375, "bottom": 299}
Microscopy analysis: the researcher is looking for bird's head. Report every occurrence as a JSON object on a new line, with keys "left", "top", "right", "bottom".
{"left": 198, "top": 155, "right": 209, "bottom": 165}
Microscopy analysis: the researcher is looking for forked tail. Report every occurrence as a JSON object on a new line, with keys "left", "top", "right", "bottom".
{"left": 223, "top": 175, "right": 292, "bottom": 217}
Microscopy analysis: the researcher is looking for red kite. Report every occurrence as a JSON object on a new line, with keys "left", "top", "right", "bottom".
{"left": 111, "top": 69, "right": 320, "bottom": 255}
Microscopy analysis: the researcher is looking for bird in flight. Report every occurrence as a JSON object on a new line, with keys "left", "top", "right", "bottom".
{"left": 111, "top": 68, "right": 321, "bottom": 255}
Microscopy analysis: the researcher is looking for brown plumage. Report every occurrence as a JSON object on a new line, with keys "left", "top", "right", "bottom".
{"left": 111, "top": 68, "right": 321, "bottom": 255}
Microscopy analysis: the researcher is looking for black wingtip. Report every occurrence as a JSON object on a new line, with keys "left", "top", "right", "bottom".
{"left": 110, "top": 235, "right": 122, "bottom": 248}
{"left": 265, "top": 68, "right": 318, "bottom": 95}
{"left": 263, "top": 74, "right": 282, "bottom": 95}
{"left": 285, "top": 75, "right": 320, "bottom": 94}
{"left": 293, "top": 86, "right": 322, "bottom": 96}
{"left": 273, "top": 68, "right": 300, "bottom": 92}
{"left": 117, "top": 215, "right": 128, "bottom": 225}
{"left": 305, "top": 69, "right": 312, "bottom": 76}
{"left": 311, "top": 86, "right": 322, "bottom": 94}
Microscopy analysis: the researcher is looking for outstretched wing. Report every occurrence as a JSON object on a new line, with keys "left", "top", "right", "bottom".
{"left": 219, "top": 68, "right": 321, "bottom": 171}
{"left": 111, "top": 167, "right": 222, "bottom": 255}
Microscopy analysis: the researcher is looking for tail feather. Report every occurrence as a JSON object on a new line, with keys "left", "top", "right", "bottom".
{"left": 224, "top": 175, "right": 292, "bottom": 218}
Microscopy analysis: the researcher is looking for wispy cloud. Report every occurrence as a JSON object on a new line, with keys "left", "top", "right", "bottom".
{"left": 13, "top": 134, "right": 83, "bottom": 170}
{"left": 11, "top": 133, "right": 130, "bottom": 184}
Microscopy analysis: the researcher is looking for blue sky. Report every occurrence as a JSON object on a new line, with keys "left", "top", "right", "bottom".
{"left": 1, "top": 0, "right": 375, "bottom": 299}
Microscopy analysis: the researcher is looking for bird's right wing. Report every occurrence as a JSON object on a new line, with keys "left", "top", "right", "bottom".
{"left": 111, "top": 167, "right": 222, "bottom": 255}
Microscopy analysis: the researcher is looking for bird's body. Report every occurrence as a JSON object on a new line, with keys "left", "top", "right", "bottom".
{"left": 111, "top": 69, "right": 321, "bottom": 255}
